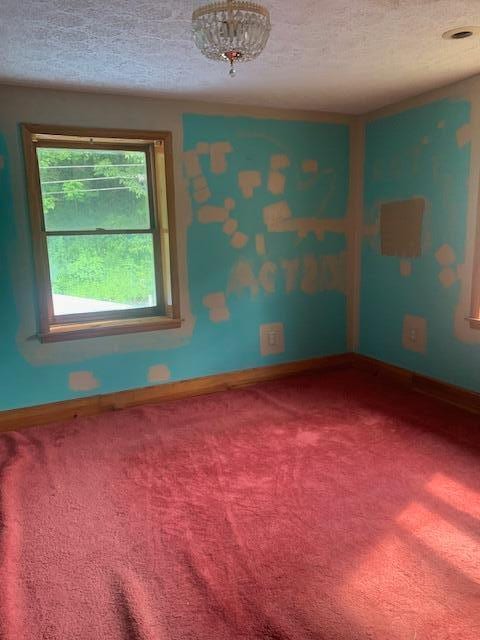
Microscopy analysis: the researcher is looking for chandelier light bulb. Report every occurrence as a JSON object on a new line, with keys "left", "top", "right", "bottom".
{"left": 192, "top": 1, "right": 271, "bottom": 77}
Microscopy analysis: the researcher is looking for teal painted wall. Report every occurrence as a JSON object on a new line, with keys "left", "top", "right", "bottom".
{"left": 0, "top": 103, "right": 350, "bottom": 411}
{"left": 183, "top": 113, "right": 349, "bottom": 373}
{"left": 360, "top": 98, "right": 480, "bottom": 392}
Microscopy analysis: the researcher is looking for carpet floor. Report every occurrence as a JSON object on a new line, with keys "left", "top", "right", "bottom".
{"left": 1, "top": 368, "right": 479, "bottom": 639}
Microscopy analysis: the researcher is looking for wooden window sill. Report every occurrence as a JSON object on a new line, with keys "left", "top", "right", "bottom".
{"left": 39, "top": 316, "right": 182, "bottom": 343}
{"left": 468, "top": 317, "right": 480, "bottom": 330}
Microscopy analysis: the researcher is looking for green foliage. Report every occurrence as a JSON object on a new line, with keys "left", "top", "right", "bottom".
{"left": 42, "top": 194, "right": 56, "bottom": 213}
{"left": 92, "top": 151, "right": 147, "bottom": 199}
{"left": 49, "top": 236, "right": 156, "bottom": 306}
{"left": 38, "top": 148, "right": 158, "bottom": 307}
{"left": 63, "top": 180, "right": 87, "bottom": 202}
{"left": 37, "top": 147, "right": 150, "bottom": 230}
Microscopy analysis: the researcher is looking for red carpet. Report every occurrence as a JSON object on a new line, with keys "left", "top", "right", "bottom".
{"left": 1, "top": 369, "right": 480, "bottom": 639}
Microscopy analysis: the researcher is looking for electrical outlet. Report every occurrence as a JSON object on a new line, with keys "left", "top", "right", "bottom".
{"left": 403, "top": 315, "right": 427, "bottom": 354}
{"left": 260, "top": 323, "right": 285, "bottom": 356}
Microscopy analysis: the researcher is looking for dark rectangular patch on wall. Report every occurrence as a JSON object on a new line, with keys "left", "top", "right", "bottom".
{"left": 380, "top": 198, "right": 425, "bottom": 258}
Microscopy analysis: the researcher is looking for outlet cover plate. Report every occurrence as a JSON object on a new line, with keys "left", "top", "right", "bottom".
{"left": 260, "top": 323, "right": 285, "bottom": 357}
{"left": 402, "top": 315, "right": 427, "bottom": 354}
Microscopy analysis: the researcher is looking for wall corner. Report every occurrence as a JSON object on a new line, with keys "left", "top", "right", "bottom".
{"left": 346, "top": 116, "right": 365, "bottom": 352}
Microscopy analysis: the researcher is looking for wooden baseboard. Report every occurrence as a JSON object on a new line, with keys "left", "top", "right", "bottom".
{"left": 2, "top": 352, "right": 479, "bottom": 434}
{"left": 351, "top": 353, "right": 480, "bottom": 415}
{"left": 0, "top": 353, "right": 353, "bottom": 434}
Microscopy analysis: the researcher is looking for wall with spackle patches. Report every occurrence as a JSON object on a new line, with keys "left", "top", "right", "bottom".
{"left": 360, "top": 94, "right": 480, "bottom": 392}
{"left": 5, "top": 79, "right": 480, "bottom": 410}
{"left": 183, "top": 113, "right": 350, "bottom": 378}
{"left": 0, "top": 85, "right": 351, "bottom": 411}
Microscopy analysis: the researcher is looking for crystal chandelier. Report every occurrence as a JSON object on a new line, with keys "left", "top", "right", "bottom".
{"left": 192, "top": 1, "right": 271, "bottom": 77}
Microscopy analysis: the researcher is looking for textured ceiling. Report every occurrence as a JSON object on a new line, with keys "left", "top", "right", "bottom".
{"left": 1, "top": 1, "right": 480, "bottom": 114}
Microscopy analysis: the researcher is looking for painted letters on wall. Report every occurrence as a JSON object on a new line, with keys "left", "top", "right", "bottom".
{"left": 0, "top": 106, "right": 349, "bottom": 410}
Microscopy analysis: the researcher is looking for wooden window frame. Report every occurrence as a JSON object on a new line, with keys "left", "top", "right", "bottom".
{"left": 469, "top": 176, "right": 480, "bottom": 330}
{"left": 470, "top": 216, "right": 480, "bottom": 329}
{"left": 22, "top": 124, "right": 181, "bottom": 342}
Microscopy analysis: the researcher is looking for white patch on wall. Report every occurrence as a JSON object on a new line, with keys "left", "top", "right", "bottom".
{"left": 210, "top": 142, "right": 233, "bottom": 174}
{"left": 435, "top": 244, "right": 459, "bottom": 288}
{"left": 263, "top": 200, "right": 346, "bottom": 240}
{"left": 223, "top": 218, "right": 238, "bottom": 236}
{"left": 238, "top": 171, "right": 261, "bottom": 198}
{"left": 231, "top": 231, "right": 249, "bottom": 249}
{"left": 435, "top": 244, "right": 456, "bottom": 266}
{"left": 203, "top": 292, "right": 230, "bottom": 323}
{"left": 198, "top": 205, "right": 229, "bottom": 224}
{"left": 268, "top": 171, "right": 286, "bottom": 195}
{"left": 183, "top": 150, "right": 202, "bottom": 178}
{"left": 148, "top": 365, "right": 171, "bottom": 384}
{"left": 270, "top": 154, "right": 290, "bottom": 171}
{"left": 196, "top": 142, "right": 209, "bottom": 155}
{"left": 69, "top": 371, "right": 100, "bottom": 392}
{"left": 193, "top": 176, "right": 211, "bottom": 203}
{"left": 456, "top": 123, "right": 472, "bottom": 149}
{"left": 439, "top": 267, "right": 458, "bottom": 289}
{"left": 268, "top": 154, "right": 289, "bottom": 196}
{"left": 256, "top": 234, "right": 266, "bottom": 256}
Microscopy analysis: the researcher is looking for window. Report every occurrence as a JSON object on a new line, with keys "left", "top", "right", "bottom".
{"left": 22, "top": 125, "right": 180, "bottom": 342}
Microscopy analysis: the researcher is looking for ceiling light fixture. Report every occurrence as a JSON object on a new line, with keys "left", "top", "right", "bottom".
{"left": 192, "top": 1, "right": 271, "bottom": 78}
{"left": 451, "top": 30, "right": 473, "bottom": 39}
{"left": 442, "top": 26, "right": 479, "bottom": 40}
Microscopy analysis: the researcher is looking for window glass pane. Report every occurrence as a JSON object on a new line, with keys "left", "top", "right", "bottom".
{"left": 47, "top": 235, "right": 158, "bottom": 316}
{"left": 37, "top": 147, "right": 151, "bottom": 231}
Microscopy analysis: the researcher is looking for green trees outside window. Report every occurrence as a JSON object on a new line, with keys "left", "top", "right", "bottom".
{"left": 37, "top": 148, "right": 157, "bottom": 311}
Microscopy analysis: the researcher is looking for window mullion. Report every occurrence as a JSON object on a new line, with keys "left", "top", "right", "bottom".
{"left": 44, "top": 229, "right": 154, "bottom": 237}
